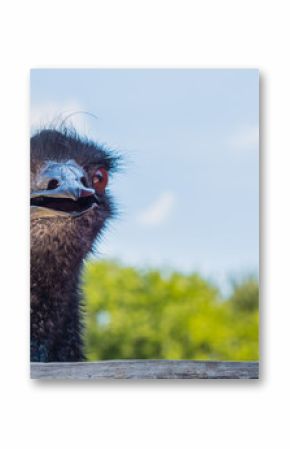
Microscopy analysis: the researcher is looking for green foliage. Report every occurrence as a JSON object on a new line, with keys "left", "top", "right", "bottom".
{"left": 82, "top": 261, "right": 259, "bottom": 361}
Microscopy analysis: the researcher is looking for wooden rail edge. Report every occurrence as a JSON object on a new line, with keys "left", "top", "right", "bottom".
{"left": 31, "top": 360, "right": 259, "bottom": 379}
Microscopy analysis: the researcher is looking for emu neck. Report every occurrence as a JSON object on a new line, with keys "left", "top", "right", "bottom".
{"left": 30, "top": 229, "right": 86, "bottom": 362}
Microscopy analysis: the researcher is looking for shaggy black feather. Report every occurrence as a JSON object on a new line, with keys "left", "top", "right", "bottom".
{"left": 30, "top": 127, "right": 120, "bottom": 362}
{"left": 31, "top": 128, "right": 120, "bottom": 173}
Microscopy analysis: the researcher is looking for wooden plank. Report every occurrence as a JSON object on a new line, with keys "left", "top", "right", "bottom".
{"left": 31, "top": 360, "right": 259, "bottom": 379}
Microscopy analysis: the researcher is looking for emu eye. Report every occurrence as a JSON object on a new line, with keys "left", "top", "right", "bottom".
{"left": 92, "top": 168, "right": 108, "bottom": 193}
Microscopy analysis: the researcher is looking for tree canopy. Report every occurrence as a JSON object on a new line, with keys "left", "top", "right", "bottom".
{"left": 82, "top": 261, "right": 259, "bottom": 361}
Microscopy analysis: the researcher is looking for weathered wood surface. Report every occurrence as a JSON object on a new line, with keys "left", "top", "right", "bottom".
{"left": 31, "top": 360, "right": 259, "bottom": 379}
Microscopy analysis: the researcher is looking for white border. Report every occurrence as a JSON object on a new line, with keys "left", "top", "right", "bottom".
{"left": 1, "top": 1, "right": 289, "bottom": 448}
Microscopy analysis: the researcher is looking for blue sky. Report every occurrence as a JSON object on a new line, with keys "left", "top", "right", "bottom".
{"left": 30, "top": 69, "right": 259, "bottom": 291}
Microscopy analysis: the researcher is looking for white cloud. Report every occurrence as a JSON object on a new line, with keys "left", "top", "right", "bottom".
{"left": 227, "top": 125, "right": 259, "bottom": 151}
{"left": 30, "top": 101, "right": 92, "bottom": 134}
{"left": 137, "top": 191, "right": 176, "bottom": 227}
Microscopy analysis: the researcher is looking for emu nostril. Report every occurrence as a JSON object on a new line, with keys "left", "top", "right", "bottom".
{"left": 47, "top": 179, "right": 60, "bottom": 190}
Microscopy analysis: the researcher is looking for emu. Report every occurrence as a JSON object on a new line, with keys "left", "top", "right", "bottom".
{"left": 30, "top": 128, "right": 119, "bottom": 362}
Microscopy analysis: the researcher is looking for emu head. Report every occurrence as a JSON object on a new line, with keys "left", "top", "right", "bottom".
{"left": 30, "top": 129, "right": 119, "bottom": 270}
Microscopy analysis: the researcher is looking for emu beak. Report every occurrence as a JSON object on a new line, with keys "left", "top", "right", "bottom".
{"left": 30, "top": 160, "right": 98, "bottom": 217}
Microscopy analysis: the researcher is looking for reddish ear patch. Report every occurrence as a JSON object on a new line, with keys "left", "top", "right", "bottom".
{"left": 92, "top": 167, "right": 108, "bottom": 193}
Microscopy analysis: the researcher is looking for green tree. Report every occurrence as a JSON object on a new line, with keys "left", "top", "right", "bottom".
{"left": 82, "top": 261, "right": 259, "bottom": 361}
